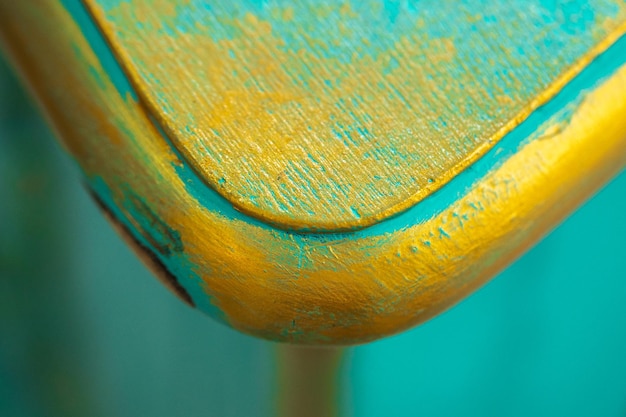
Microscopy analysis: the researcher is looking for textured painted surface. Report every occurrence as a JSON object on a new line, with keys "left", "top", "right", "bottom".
{"left": 4, "top": 63, "right": 626, "bottom": 415}
{"left": 1, "top": 0, "right": 626, "bottom": 344}
{"left": 85, "top": 0, "right": 626, "bottom": 231}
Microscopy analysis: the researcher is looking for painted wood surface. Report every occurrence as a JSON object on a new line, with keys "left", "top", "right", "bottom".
{"left": 85, "top": 0, "right": 626, "bottom": 231}
{"left": 1, "top": 0, "right": 626, "bottom": 344}
{"left": 4, "top": 83, "right": 626, "bottom": 414}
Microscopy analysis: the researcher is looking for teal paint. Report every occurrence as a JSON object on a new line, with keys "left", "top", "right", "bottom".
{"left": 3, "top": 48, "right": 626, "bottom": 416}
{"left": 4, "top": 102, "right": 625, "bottom": 417}
{"left": 41, "top": 0, "right": 626, "bottom": 340}
{"left": 132, "top": 33, "right": 626, "bottom": 245}
{"left": 95, "top": 0, "right": 622, "bottom": 64}
{"left": 69, "top": 0, "right": 626, "bottom": 237}
{"left": 371, "top": 32, "right": 626, "bottom": 237}
{"left": 86, "top": 176, "right": 228, "bottom": 325}
{"left": 68, "top": 7, "right": 626, "bottom": 335}
{"left": 82, "top": 0, "right": 626, "bottom": 231}
{"left": 350, "top": 169, "right": 626, "bottom": 417}
{"left": 60, "top": 0, "right": 136, "bottom": 98}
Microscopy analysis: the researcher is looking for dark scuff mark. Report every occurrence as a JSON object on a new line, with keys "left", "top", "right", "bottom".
{"left": 85, "top": 185, "right": 195, "bottom": 307}
{"left": 123, "top": 191, "right": 183, "bottom": 257}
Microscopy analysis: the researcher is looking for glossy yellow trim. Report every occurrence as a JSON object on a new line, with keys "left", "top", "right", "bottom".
{"left": 188, "top": 65, "right": 626, "bottom": 343}
{"left": 2, "top": 1, "right": 625, "bottom": 344}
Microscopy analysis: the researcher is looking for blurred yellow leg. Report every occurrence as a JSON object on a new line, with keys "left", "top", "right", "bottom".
{"left": 276, "top": 346, "right": 345, "bottom": 417}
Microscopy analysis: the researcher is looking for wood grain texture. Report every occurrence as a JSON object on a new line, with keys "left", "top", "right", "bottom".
{"left": 2, "top": 0, "right": 626, "bottom": 344}
{"left": 85, "top": 0, "right": 626, "bottom": 231}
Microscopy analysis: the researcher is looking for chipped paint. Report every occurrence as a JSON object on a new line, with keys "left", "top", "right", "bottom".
{"left": 85, "top": 0, "right": 626, "bottom": 231}
{"left": 1, "top": 0, "right": 626, "bottom": 344}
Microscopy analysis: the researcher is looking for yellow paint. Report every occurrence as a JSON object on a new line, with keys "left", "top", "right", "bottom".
{"left": 2, "top": 1, "right": 626, "bottom": 344}
{"left": 84, "top": 0, "right": 626, "bottom": 231}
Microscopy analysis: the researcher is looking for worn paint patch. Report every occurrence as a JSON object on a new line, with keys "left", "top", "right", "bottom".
{"left": 87, "top": 185, "right": 195, "bottom": 307}
{"left": 2, "top": 1, "right": 626, "bottom": 344}
{"left": 85, "top": 0, "right": 626, "bottom": 231}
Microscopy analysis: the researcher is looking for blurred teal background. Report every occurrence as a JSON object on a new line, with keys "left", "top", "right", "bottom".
{"left": 1, "top": 53, "right": 626, "bottom": 416}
